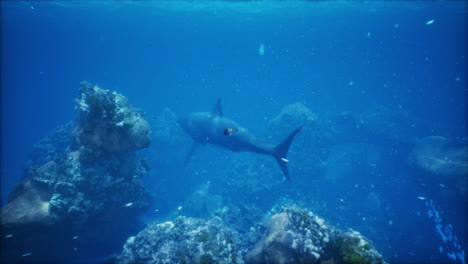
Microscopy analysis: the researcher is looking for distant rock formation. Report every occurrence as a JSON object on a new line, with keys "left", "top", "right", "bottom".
{"left": 112, "top": 205, "right": 386, "bottom": 264}
{"left": 1, "top": 82, "right": 152, "bottom": 263}
{"left": 410, "top": 136, "right": 468, "bottom": 177}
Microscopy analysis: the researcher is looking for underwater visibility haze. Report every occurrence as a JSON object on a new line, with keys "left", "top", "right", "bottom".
{"left": 1, "top": 1, "right": 467, "bottom": 264}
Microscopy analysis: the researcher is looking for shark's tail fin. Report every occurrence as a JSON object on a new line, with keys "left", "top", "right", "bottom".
{"left": 273, "top": 126, "right": 303, "bottom": 180}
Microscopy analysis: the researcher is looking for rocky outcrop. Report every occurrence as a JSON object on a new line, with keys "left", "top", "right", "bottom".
{"left": 113, "top": 205, "right": 386, "bottom": 264}
{"left": 73, "top": 81, "right": 150, "bottom": 153}
{"left": 410, "top": 136, "right": 468, "bottom": 177}
{"left": 246, "top": 206, "right": 386, "bottom": 264}
{"left": 112, "top": 216, "right": 246, "bottom": 264}
{"left": 1, "top": 82, "right": 152, "bottom": 263}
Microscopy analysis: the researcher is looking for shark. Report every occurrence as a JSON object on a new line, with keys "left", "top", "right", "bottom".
{"left": 178, "top": 99, "right": 302, "bottom": 180}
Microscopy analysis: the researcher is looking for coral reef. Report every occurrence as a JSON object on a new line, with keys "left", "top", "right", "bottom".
{"left": 246, "top": 206, "right": 386, "bottom": 264}
{"left": 114, "top": 205, "right": 386, "bottom": 264}
{"left": 73, "top": 81, "right": 150, "bottom": 153}
{"left": 26, "top": 121, "right": 75, "bottom": 169}
{"left": 1, "top": 82, "right": 152, "bottom": 263}
{"left": 112, "top": 216, "right": 246, "bottom": 264}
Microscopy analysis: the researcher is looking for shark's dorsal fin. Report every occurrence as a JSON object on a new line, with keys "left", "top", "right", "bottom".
{"left": 212, "top": 98, "right": 223, "bottom": 117}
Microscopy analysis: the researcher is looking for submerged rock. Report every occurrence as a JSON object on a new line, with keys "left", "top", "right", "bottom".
{"left": 73, "top": 81, "right": 150, "bottom": 153}
{"left": 112, "top": 216, "right": 246, "bottom": 264}
{"left": 410, "top": 136, "right": 468, "bottom": 176}
{"left": 1, "top": 82, "right": 152, "bottom": 263}
{"left": 246, "top": 206, "right": 386, "bottom": 264}
{"left": 114, "top": 205, "right": 386, "bottom": 264}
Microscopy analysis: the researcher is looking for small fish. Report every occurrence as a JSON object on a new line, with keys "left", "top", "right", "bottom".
{"left": 124, "top": 203, "right": 133, "bottom": 207}
{"left": 417, "top": 196, "right": 426, "bottom": 200}
{"left": 426, "top": 19, "right": 435, "bottom": 25}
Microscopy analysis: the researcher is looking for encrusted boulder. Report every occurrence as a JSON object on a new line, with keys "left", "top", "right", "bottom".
{"left": 73, "top": 81, "right": 150, "bottom": 153}
{"left": 112, "top": 216, "right": 246, "bottom": 264}
{"left": 246, "top": 207, "right": 330, "bottom": 264}
{"left": 1, "top": 82, "right": 152, "bottom": 263}
{"left": 246, "top": 206, "right": 386, "bottom": 264}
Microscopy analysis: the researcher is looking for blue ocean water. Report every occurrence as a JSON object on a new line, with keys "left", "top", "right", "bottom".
{"left": 1, "top": 1, "right": 467, "bottom": 264}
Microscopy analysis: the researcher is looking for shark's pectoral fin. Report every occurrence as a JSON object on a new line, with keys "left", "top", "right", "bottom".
{"left": 184, "top": 142, "right": 201, "bottom": 165}
{"left": 212, "top": 98, "right": 223, "bottom": 117}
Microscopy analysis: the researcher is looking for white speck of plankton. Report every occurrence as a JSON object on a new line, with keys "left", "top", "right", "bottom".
{"left": 124, "top": 202, "right": 133, "bottom": 207}
{"left": 22, "top": 253, "right": 32, "bottom": 257}
{"left": 281, "top": 158, "right": 289, "bottom": 163}
{"left": 417, "top": 196, "right": 426, "bottom": 200}
{"left": 72, "top": 236, "right": 78, "bottom": 240}
{"left": 177, "top": 206, "right": 183, "bottom": 210}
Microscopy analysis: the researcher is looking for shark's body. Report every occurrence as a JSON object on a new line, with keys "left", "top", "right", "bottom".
{"left": 179, "top": 99, "right": 302, "bottom": 179}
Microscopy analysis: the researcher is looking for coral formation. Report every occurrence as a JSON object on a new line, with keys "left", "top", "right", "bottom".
{"left": 1, "top": 82, "right": 152, "bottom": 263}
{"left": 246, "top": 206, "right": 386, "bottom": 264}
{"left": 113, "top": 205, "right": 386, "bottom": 264}
{"left": 73, "top": 81, "right": 150, "bottom": 153}
{"left": 112, "top": 216, "right": 246, "bottom": 264}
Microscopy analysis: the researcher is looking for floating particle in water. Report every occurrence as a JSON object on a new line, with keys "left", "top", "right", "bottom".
{"left": 455, "top": 77, "right": 461, "bottom": 82}
{"left": 22, "top": 253, "right": 32, "bottom": 257}
{"left": 72, "top": 236, "right": 78, "bottom": 240}
{"left": 281, "top": 158, "right": 289, "bottom": 162}
{"left": 394, "top": 24, "right": 399, "bottom": 28}
{"left": 388, "top": 220, "right": 393, "bottom": 225}
{"left": 258, "top": 43, "right": 265, "bottom": 56}
{"left": 367, "top": 32, "right": 371, "bottom": 38}
{"left": 417, "top": 196, "right": 426, "bottom": 200}
{"left": 348, "top": 81, "right": 354, "bottom": 86}
{"left": 124, "top": 202, "right": 133, "bottom": 207}
{"left": 177, "top": 206, "right": 183, "bottom": 210}
{"left": 426, "top": 19, "right": 435, "bottom": 25}
{"left": 5, "top": 234, "right": 13, "bottom": 238}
